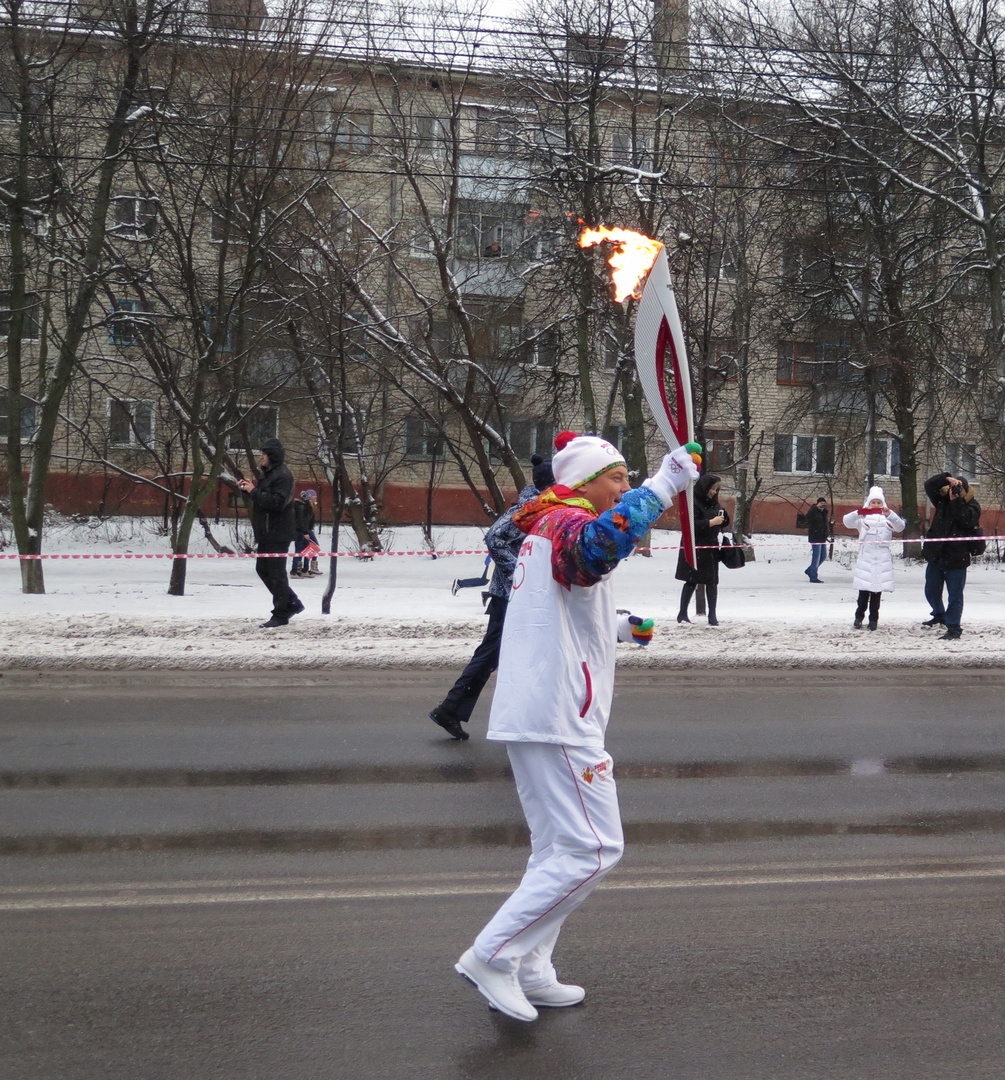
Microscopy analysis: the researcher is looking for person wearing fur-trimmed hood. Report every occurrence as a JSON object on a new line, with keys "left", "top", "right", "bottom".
{"left": 842, "top": 485, "right": 905, "bottom": 630}
{"left": 453, "top": 431, "right": 698, "bottom": 1022}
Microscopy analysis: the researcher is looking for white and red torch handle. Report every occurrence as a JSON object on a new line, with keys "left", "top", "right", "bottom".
{"left": 633, "top": 246, "right": 698, "bottom": 568}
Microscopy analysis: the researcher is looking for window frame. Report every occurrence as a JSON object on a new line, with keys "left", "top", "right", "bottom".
{"left": 945, "top": 441, "right": 978, "bottom": 481}
{"left": 0, "top": 290, "right": 41, "bottom": 341}
{"left": 111, "top": 192, "right": 158, "bottom": 240}
{"left": 706, "top": 428, "right": 735, "bottom": 472}
{"left": 0, "top": 396, "right": 37, "bottom": 443}
{"left": 332, "top": 109, "right": 373, "bottom": 152}
{"left": 227, "top": 404, "right": 279, "bottom": 452}
{"left": 404, "top": 416, "right": 446, "bottom": 460}
{"left": 874, "top": 438, "right": 901, "bottom": 478}
{"left": 108, "top": 298, "right": 155, "bottom": 346}
{"left": 107, "top": 397, "right": 154, "bottom": 448}
{"left": 773, "top": 433, "right": 836, "bottom": 476}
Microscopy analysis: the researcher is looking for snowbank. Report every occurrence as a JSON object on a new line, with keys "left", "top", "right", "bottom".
{"left": 2, "top": 518, "right": 1005, "bottom": 669}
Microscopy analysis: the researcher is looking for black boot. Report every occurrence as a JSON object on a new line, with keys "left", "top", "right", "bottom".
{"left": 678, "top": 583, "right": 695, "bottom": 624}
{"left": 706, "top": 585, "right": 719, "bottom": 626}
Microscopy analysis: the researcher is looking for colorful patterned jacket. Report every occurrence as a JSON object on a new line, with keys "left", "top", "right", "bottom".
{"left": 486, "top": 483, "right": 666, "bottom": 747}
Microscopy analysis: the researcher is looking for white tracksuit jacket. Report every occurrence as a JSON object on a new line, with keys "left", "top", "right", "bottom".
{"left": 487, "top": 528, "right": 616, "bottom": 746}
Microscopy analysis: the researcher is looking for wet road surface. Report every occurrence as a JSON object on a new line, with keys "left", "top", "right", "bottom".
{"left": 4, "top": 837, "right": 1005, "bottom": 1080}
{"left": 2, "top": 668, "right": 1005, "bottom": 1077}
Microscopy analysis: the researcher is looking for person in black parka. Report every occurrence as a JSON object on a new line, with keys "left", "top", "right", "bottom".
{"left": 675, "top": 472, "right": 729, "bottom": 626}
{"left": 922, "top": 471, "right": 981, "bottom": 640}
{"left": 238, "top": 437, "right": 304, "bottom": 628}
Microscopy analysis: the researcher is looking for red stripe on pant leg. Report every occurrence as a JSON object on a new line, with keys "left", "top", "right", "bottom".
{"left": 488, "top": 746, "right": 606, "bottom": 965}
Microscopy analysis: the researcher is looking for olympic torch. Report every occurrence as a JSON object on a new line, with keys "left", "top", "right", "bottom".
{"left": 578, "top": 227, "right": 702, "bottom": 568}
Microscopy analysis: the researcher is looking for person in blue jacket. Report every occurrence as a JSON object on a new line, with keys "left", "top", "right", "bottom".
{"left": 430, "top": 455, "right": 555, "bottom": 740}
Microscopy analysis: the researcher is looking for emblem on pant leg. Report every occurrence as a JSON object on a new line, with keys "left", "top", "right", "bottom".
{"left": 582, "top": 759, "right": 611, "bottom": 785}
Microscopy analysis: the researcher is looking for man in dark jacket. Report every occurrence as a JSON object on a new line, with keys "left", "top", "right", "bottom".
{"left": 429, "top": 455, "right": 554, "bottom": 740}
{"left": 238, "top": 438, "right": 304, "bottom": 628}
{"left": 922, "top": 472, "right": 981, "bottom": 640}
{"left": 804, "top": 497, "right": 830, "bottom": 583}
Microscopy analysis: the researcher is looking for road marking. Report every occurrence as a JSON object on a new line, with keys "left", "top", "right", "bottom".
{"left": 2, "top": 863, "right": 1005, "bottom": 912}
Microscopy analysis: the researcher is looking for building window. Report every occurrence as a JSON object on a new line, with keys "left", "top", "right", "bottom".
{"left": 603, "top": 331, "right": 626, "bottom": 372}
{"left": 108, "top": 398, "right": 153, "bottom": 447}
{"left": 404, "top": 416, "right": 445, "bottom": 459}
{"left": 0, "top": 291, "right": 40, "bottom": 340}
{"left": 205, "top": 306, "right": 234, "bottom": 352}
{"left": 522, "top": 326, "right": 559, "bottom": 367}
{"left": 457, "top": 199, "right": 524, "bottom": 259}
{"left": 708, "top": 245, "right": 738, "bottom": 283}
{"left": 777, "top": 340, "right": 851, "bottom": 385}
{"left": 706, "top": 338, "right": 738, "bottom": 380}
{"left": 773, "top": 433, "right": 836, "bottom": 475}
{"left": 945, "top": 442, "right": 977, "bottom": 480}
{"left": 112, "top": 193, "right": 157, "bottom": 239}
{"left": 874, "top": 438, "right": 901, "bottom": 478}
{"left": 504, "top": 419, "right": 554, "bottom": 462}
{"left": 777, "top": 341, "right": 816, "bottom": 384}
{"left": 413, "top": 115, "right": 450, "bottom": 157}
{"left": 609, "top": 128, "right": 651, "bottom": 168}
{"left": 108, "top": 298, "right": 155, "bottom": 346}
{"left": 946, "top": 353, "right": 980, "bottom": 388}
{"left": 782, "top": 240, "right": 828, "bottom": 285}
{"left": 707, "top": 429, "right": 735, "bottom": 472}
{"left": 603, "top": 423, "right": 627, "bottom": 452}
{"left": 333, "top": 110, "right": 372, "bottom": 151}
{"left": 474, "top": 111, "right": 519, "bottom": 155}
{"left": 0, "top": 397, "right": 36, "bottom": 442}
{"left": 409, "top": 220, "right": 438, "bottom": 259}
{"left": 228, "top": 405, "right": 279, "bottom": 451}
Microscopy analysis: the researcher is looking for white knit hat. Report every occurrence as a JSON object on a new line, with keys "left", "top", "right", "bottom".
{"left": 552, "top": 431, "right": 626, "bottom": 489}
{"left": 866, "top": 485, "right": 887, "bottom": 506}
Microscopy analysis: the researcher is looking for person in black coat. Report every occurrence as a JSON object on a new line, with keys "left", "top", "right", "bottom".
{"left": 922, "top": 472, "right": 981, "bottom": 640}
{"left": 676, "top": 472, "right": 730, "bottom": 626}
{"left": 804, "top": 496, "right": 830, "bottom": 582}
{"left": 238, "top": 437, "right": 304, "bottom": 628}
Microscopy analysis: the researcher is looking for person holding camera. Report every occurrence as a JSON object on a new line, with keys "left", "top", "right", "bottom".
{"left": 675, "top": 472, "right": 730, "bottom": 626}
{"left": 842, "top": 486, "right": 905, "bottom": 630}
{"left": 922, "top": 472, "right": 981, "bottom": 640}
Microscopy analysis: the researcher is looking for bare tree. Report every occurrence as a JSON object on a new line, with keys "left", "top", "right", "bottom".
{"left": 1, "top": 0, "right": 186, "bottom": 593}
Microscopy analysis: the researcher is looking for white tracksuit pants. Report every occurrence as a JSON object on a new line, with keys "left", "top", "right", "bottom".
{"left": 473, "top": 742, "right": 624, "bottom": 984}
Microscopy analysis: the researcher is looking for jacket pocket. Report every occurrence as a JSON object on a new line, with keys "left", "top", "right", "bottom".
{"left": 579, "top": 661, "right": 593, "bottom": 718}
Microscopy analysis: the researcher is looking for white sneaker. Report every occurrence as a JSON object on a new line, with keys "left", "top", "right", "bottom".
{"left": 522, "top": 981, "right": 586, "bottom": 1007}
{"left": 455, "top": 948, "right": 538, "bottom": 1022}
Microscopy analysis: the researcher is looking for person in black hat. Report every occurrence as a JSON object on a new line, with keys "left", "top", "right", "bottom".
{"left": 238, "top": 438, "right": 304, "bottom": 628}
{"left": 430, "top": 454, "right": 555, "bottom": 740}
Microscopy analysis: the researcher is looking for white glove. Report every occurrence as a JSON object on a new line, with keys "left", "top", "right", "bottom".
{"left": 642, "top": 446, "right": 700, "bottom": 508}
{"left": 617, "top": 611, "right": 654, "bottom": 645}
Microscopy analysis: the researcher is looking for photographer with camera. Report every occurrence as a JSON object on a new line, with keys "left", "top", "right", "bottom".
{"left": 922, "top": 472, "right": 981, "bottom": 640}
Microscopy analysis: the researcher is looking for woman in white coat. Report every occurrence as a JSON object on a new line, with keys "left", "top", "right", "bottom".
{"left": 842, "top": 486, "right": 906, "bottom": 629}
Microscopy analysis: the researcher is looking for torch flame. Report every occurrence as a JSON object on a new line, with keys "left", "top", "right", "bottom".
{"left": 578, "top": 226, "right": 664, "bottom": 303}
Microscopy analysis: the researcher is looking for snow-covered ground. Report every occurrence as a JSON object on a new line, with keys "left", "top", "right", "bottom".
{"left": 1, "top": 516, "right": 1004, "bottom": 669}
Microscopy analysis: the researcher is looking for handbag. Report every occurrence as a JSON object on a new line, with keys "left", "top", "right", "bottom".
{"left": 795, "top": 512, "right": 809, "bottom": 529}
{"left": 969, "top": 528, "right": 986, "bottom": 557}
{"left": 718, "top": 537, "right": 746, "bottom": 570}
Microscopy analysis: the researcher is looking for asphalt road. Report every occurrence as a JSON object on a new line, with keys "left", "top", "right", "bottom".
{"left": 3, "top": 668, "right": 1005, "bottom": 1078}
{"left": 3, "top": 838, "right": 1005, "bottom": 1080}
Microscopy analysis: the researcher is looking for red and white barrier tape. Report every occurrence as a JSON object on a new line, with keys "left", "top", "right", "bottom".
{"left": 0, "top": 535, "right": 998, "bottom": 560}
